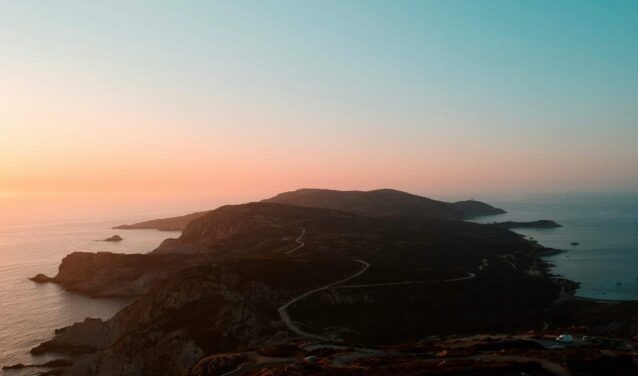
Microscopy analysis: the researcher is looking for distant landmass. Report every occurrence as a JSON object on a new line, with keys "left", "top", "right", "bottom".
{"left": 114, "top": 211, "right": 209, "bottom": 231}
{"left": 493, "top": 220, "right": 562, "bottom": 229}
{"left": 263, "top": 188, "right": 506, "bottom": 219}
{"left": 115, "top": 188, "right": 506, "bottom": 231}
{"left": 22, "top": 189, "right": 638, "bottom": 375}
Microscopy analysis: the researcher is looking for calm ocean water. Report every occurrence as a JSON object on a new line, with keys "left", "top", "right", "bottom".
{"left": 0, "top": 203, "right": 186, "bottom": 374}
{"left": 1, "top": 194, "right": 636, "bottom": 373}
{"left": 474, "top": 195, "right": 638, "bottom": 301}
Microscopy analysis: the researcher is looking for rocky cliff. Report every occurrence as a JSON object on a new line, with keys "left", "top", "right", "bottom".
{"left": 31, "top": 252, "right": 206, "bottom": 297}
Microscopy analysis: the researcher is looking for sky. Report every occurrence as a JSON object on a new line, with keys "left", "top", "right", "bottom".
{"left": 1, "top": 0, "right": 637, "bottom": 206}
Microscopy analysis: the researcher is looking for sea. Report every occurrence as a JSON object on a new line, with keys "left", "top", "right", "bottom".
{"left": 0, "top": 198, "right": 207, "bottom": 374}
{"left": 472, "top": 194, "right": 638, "bottom": 301}
{"left": 1, "top": 193, "right": 637, "bottom": 373}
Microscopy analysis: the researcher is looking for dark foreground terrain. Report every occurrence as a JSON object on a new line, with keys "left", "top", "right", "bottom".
{"left": 14, "top": 189, "right": 638, "bottom": 375}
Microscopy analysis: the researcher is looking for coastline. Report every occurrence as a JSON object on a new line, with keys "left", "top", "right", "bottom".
{"left": 13, "top": 197, "right": 638, "bottom": 374}
{"left": 474, "top": 197, "right": 638, "bottom": 302}
{"left": 537, "top": 241, "right": 636, "bottom": 304}
{"left": 0, "top": 214, "right": 181, "bottom": 371}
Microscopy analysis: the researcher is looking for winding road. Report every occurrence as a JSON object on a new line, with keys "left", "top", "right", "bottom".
{"left": 277, "top": 228, "right": 478, "bottom": 341}
{"left": 277, "top": 259, "right": 371, "bottom": 341}
{"left": 285, "top": 227, "right": 306, "bottom": 254}
{"left": 478, "top": 258, "right": 489, "bottom": 271}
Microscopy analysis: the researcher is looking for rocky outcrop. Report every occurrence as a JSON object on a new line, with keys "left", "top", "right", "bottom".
{"left": 103, "top": 235, "right": 123, "bottom": 242}
{"left": 31, "top": 318, "right": 112, "bottom": 355}
{"left": 30, "top": 252, "right": 207, "bottom": 297}
{"left": 30, "top": 273, "right": 51, "bottom": 283}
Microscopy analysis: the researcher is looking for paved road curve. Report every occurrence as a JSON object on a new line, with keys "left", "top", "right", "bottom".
{"left": 278, "top": 228, "right": 478, "bottom": 341}
{"left": 277, "top": 259, "right": 371, "bottom": 341}
{"left": 285, "top": 228, "right": 306, "bottom": 255}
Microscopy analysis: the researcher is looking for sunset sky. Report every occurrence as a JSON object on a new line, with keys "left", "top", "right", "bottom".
{"left": 2, "top": 1, "right": 637, "bottom": 204}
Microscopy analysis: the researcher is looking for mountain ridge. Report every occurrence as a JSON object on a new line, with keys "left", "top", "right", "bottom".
{"left": 114, "top": 188, "right": 505, "bottom": 231}
{"left": 263, "top": 188, "right": 505, "bottom": 220}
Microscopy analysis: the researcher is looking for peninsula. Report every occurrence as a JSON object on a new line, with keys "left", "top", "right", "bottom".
{"left": 22, "top": 189, "right": 638, "bottom": 375}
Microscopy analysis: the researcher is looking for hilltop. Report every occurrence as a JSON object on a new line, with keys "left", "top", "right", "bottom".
{"left": 263, "top": 188, "right": 505, "bottom": 220}
{"left": 114, "top": 188, "right": 505, "bottom": 231}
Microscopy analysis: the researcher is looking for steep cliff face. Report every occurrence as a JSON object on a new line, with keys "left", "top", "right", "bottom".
{"left": 31, "top": 317, "right": 113, "bottom": 355}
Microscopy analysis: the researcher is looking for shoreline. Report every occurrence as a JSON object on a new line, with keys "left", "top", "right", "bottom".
{"left": 533, "top": 238, "right": 637, "bottom": 304}
{"left": 496, "top": 223, "right": 632, "bottom": 305}
{"left": 474, "top": 201, "right": 638, "bottom": 305}
{"left": 23, "top": 208, "right": 637, "bottom": 370}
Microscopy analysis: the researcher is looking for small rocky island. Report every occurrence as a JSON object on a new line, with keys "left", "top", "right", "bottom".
{"left": 103, "top": 235, "right": 123, "bottom": 242}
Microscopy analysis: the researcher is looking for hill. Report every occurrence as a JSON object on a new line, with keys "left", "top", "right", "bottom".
{"left": 263, "top": 188, "right": 506, "bottom": 220}
{"left": 114, "top": 189, "right": 505, "bottom": 231}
